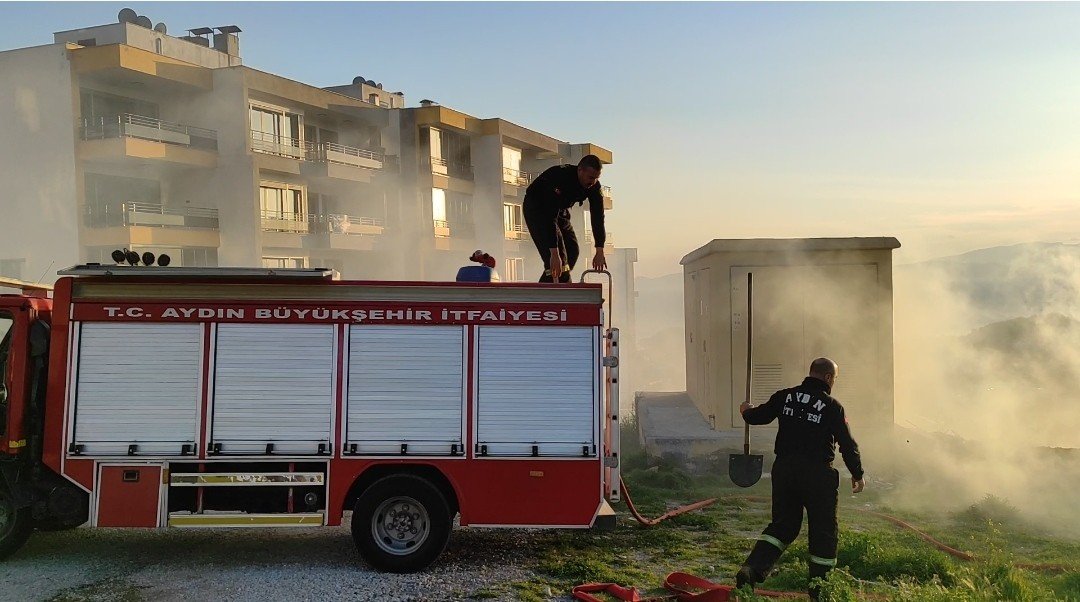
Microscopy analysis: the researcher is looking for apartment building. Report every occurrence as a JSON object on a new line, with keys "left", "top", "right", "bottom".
{"left": 0, "top": 12, "right": 640, "bottom": 409}
{"left": 1, "top": 11, "right": 623, "bottom": 285}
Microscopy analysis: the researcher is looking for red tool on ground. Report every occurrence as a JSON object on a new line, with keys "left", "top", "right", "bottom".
{"left": 572, "top": 571, "right": 802, "bottom": 601}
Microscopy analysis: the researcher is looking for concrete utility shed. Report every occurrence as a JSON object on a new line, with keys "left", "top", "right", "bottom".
{"left": 637, "top": 237, "right": 900, "bottom": 461}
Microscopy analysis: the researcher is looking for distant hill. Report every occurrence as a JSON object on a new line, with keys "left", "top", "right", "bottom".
{"left": 633, "top": 242, "right": 1080, "bottom": 397}
{"left": 896, "top": 242, "right": 1080, "bottom": 328}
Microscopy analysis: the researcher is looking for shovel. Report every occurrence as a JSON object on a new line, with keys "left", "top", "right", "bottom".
{"left": 729, "top": 272, "right": 763, "bottom": 487}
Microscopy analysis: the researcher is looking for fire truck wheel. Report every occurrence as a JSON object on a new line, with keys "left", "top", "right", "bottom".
{"left": 351, "top": 474, "right": 451, "bottom": 573}
{"left": 0, "top": 488, "right": 33, "bottom": 560}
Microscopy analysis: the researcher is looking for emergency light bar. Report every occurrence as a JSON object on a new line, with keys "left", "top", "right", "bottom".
{"left": 58, "top": 265, "right": 337, "bottom": 280}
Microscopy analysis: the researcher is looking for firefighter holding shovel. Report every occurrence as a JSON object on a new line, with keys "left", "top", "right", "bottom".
{"left": 523, "top": 155, "right": 608, "bottom": 283}
{"left": 735, "top": 358, "right": 865, "bottom": 600}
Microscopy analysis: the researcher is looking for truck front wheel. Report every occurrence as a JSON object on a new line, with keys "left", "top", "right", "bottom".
{"left": 351, "top": 474, "right": 451, "bottom": 573}
{"left": 0, "top": 488, "right": 32, "bottom": 560}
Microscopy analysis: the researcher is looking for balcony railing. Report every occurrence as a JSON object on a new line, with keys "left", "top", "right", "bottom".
{"left": 601, "top": 185, "right": 612, "bottom": 197}
{"left": 502, "top": 168, "right": 535, "bottom": 187}
{"left": 429, "top": 157, "right": 473, "bottom": 180}
{"left": 261, "top": 211, "right": 385, "bottom": 235}
{"left": 85, "top": 201, "right": 219, "bottom": 229}
{"left": 251, "top": 130, "right": 303, "bottom": 159}
{"left": 80, "top": 114, "right": 218, "bottom": 150}
{"left": 584, "top": 231, "right": 614, "bottom": 246}
{"left": 504, "top": 223, "right": 529, "bottom": 239}
{"left": 310, "top": 213, "right": 385, "bottom": 235}
{"left": 303, "top": 141, "right": 384, "bottom": 169}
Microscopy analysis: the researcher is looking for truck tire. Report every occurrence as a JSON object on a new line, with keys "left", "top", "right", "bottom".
{"left": 351, "top": 474, "right": 451, "bottom": 573}
{"left": 0, "top": 488, "right": 32, "bottom": 560}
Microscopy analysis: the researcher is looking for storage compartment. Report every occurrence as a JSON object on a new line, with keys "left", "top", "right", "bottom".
{"left": 96, "top": 464, "right": 163, "bottom": 527}
{"left": 476, "top": 326, "right": 598, "bottom": 456}
{"left": 211, "top": 324, "right": 335, "bottom": 455}
{"left": 346, "top": 325, "right": 465, "bottom": 455}
{"left": 73, "top": 323, "right": 202, "bottom": 455}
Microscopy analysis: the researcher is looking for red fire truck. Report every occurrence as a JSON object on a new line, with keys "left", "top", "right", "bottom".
{"left": 0, "top": 265, "right": 621, "bottom": 571}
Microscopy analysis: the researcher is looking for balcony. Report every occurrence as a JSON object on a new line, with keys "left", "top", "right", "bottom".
{"left": 433, "top": 219, "right": 451, "bottom": 239}
{"left": 504, "top": 224, "right": 530, "bottom": 241}
{"left": 584, "top": 230, "right": 615, "bottom": 249}
{"left": 601, "top": 185, "right": 614, "bottom": 211}
{"left": 261, "top": 210, "right": 309, "bottom": 234}
{"left": 502, "top": 168, "right": 535, "bottom": 187}
{"left": 82, "top": 201, "right": 220, "bottom": 248}
{"left": 251, "top": 130, "right": 303, "bottom": 160}
{"left": 301, "top": 141, "right": 384, "bottom": 183}
{"left": 261, "top": 212, "right": 386, "bottom": 250}
{"left": 429, "top": 157, "right": 473, "bottom": 181}
{"left": 78, "top": 114, "right": 218, "bottom": 168}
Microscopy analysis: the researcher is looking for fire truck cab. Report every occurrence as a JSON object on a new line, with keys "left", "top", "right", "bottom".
{"left": 0, "top": 266, "right": 621, "bottom": 571}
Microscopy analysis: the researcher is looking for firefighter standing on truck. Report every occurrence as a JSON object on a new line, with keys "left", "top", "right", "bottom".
{"left": 735, "top": 357, "right": 865, "bottom": 600}
{"left": 523, "top": 155, "right": 608, "bottom": 283}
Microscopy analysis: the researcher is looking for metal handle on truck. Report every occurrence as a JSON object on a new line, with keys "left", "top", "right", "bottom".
{"left": 580, "top": 269, "right": 620, "bottom": 502}
{"left": 579, "top": 269, "right": 613, "bottom": 329}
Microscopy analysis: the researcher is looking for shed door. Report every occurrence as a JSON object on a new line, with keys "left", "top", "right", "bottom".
{"left": 476, "top": 326, "right": 597, "bottom": 456}
{"left": 212, "top": 324, "right": 335, "bottom": 455}
{"left": 730, "top": 265, "right": 879, "bottom": 427}
{"left": 346, "top": 326, "right": 464, "bottom": 455}
{"left": 73, "top": 323, "right": 202, "bottom": 455}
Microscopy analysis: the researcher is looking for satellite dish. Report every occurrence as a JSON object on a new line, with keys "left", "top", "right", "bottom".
{"left": 154, "top": 22, "right": 167, "bottom": 34}
{"left": 366, "top": 79, "right": 376, "bottom": 87}
{"left": 376, "top": 82, "right": 383, "bottom": 89}
{"left": 353, "top": 76, "right": 365, "bottom": 85}
{"left": 118, "top": 8, "right": 137, "bottom": 23}
{"left": 135, "top": 15, "right": 153, "bottom": 29}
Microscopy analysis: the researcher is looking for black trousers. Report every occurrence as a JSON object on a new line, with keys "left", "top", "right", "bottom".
{"left": 740, "top": 455, "right": 840, "bottom": 594}
{"left": 523, "top": 203, "right": 579, "bottom": 283}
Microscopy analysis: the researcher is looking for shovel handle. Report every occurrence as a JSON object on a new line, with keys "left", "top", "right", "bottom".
{"left": 744, "top": 272, "right": 753, "bottom": 454}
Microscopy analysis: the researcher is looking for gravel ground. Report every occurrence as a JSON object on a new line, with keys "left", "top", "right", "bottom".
{"left": 0, "top": 518, "right": 562, "bottom": 602}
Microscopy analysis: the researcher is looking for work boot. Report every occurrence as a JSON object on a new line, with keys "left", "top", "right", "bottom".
{"left": 734, "top": 565, "right": 757, "bottom": 589}
{"left": 736, "top": 537, "right": 785, "bottom": 589}
{"left": 539, "top": 270, "right": 554, "bottom": 283}
{"left": 558, "top": 271, "right": 571, "bottom": 283}
{"left": 808, "top": 561, "right": 831, "bottom": 601}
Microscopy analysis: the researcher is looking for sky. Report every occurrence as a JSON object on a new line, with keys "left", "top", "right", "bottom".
{"left": 5, "top": 2, "right": 1080, "bottom": 277}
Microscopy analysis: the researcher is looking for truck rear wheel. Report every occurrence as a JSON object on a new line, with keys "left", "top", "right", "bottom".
{"left": 0, "top": 488, "right": 32, "bottom": 560}
{"left": 351, "top": 474, "right": 451, "bottom": 573}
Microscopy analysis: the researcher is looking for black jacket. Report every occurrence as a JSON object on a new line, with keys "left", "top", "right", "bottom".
{"left": 742, "top": 376, "right": 864, "bottom": 480}
{"left": 523, "top": 165, "right": 606, "bottom": 249}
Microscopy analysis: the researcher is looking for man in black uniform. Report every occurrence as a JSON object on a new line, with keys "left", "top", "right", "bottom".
{"left": 735, "top": 358, "right": 865, "bottom": 600}
{"left": 523, "top": 155, "right": 608, "bottom": 283}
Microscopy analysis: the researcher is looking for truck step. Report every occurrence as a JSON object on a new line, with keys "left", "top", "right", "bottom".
{"left": 169, "top": 472, "right": 324, "bottom": 487}
{"left": 168, "top": 512, "right": 324, "bottom": 527}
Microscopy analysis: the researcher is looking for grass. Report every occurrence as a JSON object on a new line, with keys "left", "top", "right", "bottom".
{"left": 497, "top": 416, "right": 1080, "bottom": 601}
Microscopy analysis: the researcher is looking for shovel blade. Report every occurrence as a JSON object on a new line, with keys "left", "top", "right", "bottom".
{"left": 728, "top": 453, "right": 764, "bottom": 488}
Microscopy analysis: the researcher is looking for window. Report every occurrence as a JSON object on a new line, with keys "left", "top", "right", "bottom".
{"left": 262, "top": 256, "right": 307, "bottom": 269}
{"left": 431, "top": 188, "right": 447, "bottom": 227}
{"left": 80, "top": 89, "right": 158, "bottom": 122}
{"left": 429, "top": 128, "right": 446, "bottom": 174}
{"left": 503, "top": 203, "right": 524, "bottom": 236}
{"left": 504, "top": 258, "right": 525, "bottom": 282}
{"left": 181, "top": 248, "right": 218, "bottom": 267}
{"left": 260, "top": 183, "right": 305, "bottom": 222}
{"left": 502, "top": 146, "right": 522, "bottom": 184}
{"left": 250, "top": 104, "right": 302, "bottom": 157}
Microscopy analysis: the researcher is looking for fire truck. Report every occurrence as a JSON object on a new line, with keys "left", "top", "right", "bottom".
{"left": 0, "top": 265, "right": 621, "bottom": 572}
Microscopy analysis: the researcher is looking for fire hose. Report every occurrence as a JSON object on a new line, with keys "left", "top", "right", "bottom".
{"left": 575, "top": 480, "right": 1071, "bottom": 600}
